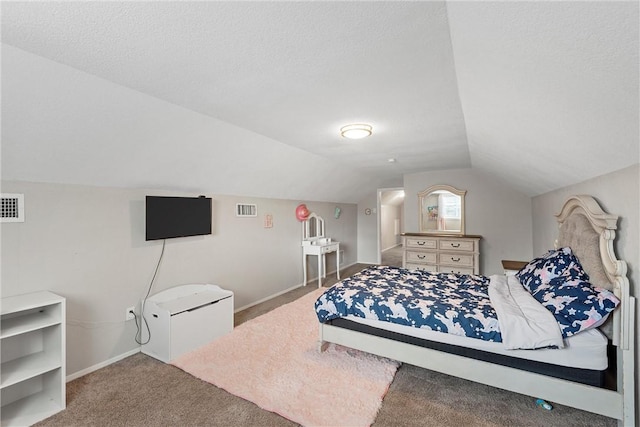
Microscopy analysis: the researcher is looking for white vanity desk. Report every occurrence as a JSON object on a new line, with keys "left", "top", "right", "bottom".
{"left": 301, "top": 213, "right": 340, "bottom": 288}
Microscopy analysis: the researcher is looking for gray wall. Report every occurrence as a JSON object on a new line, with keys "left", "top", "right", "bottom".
{"left": 380, "top": 204, "right": 402, "bottom": 251}
{"left": 357, "top": 192, "right": 379, "bottom": 264}
{"left": 531, "top": 164, "right": 639, "bottom": 420}
{"left": 403, "top": 168, "right": 533, "bottom": 275}
{"left": 1, "top": 180, "right": 357, "bottom": 377}
{"left": 5, "top": 165, "right": 636, "bottom": 385}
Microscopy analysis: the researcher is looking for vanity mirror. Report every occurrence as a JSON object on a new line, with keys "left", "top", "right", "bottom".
{"left": 302, "top": 213, "right": 325, "bottom": 242}
{"left": 418, "top": 184, "right": 466, "bottom": 234}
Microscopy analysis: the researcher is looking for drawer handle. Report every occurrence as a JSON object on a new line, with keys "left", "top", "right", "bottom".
{"left": 450, "top": 243, "right": 460, "bottom": 248}
{"left": 417, "top": 254, "right": 425, "bottom": 259}
{"left": 451, "top": 257, "right": 461, "bottom": 262}
{"left": 417, "top": 241, "right": 426, "bottom": 246}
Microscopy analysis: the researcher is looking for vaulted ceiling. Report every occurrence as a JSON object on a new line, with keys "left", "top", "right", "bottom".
{"left": 1, "top": 2, "right": 638, "bottom": 203}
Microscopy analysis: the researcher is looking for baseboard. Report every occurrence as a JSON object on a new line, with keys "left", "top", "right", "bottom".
{"left": 325, "top": 262, "right": 357, "bottom": 279}
{"left": 234, "top": 283, "right": 304, "bottom": 313}
{"left": 234, "top": 262, "right": 356, "bottom": 313}
{"left": 66, "top": 347, "right": 141, "bottom": 382}
{"left": 322, "top": 262, "right": 356, "bottom": 283}
{"left": 382, "top": 243, "right": 402, "bottom": 252}
{"left": 67, "top": 265, "right": 359, "bottom": 381}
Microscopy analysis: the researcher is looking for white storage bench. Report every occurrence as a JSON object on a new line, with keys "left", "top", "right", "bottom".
{"left": 141, "top": 284, "right": 234, "bottom": 363}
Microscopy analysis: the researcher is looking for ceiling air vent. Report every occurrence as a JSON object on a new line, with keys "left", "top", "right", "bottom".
{"left": 1, "top": 193, "right": 25, "bottom": 223}
{"left": 236, "top": 203, "right": 257, "bottom": 217}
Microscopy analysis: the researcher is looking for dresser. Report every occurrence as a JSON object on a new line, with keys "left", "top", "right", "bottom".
{"left": 402, "top": 233, "right": 482, "bottom": 275}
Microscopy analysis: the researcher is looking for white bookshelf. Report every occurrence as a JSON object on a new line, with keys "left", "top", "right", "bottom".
{"left": 1, "top": 291, "right": 66, "bottom": 427}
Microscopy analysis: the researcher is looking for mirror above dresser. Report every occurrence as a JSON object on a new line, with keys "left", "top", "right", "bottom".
{"left": 418, "top": 184, "right": 466, "bottom": 235}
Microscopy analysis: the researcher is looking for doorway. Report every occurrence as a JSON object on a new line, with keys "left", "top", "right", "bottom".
{"left": 377, "top": 187, "right": 405, "bottom": 267}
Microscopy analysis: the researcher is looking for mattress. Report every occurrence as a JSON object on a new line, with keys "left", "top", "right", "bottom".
{"left": 343, "top": 315, "right": 608, "bottom": 370}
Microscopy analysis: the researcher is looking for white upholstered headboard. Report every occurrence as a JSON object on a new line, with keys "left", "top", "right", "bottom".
{"left": 554, "top": 195, "right": 630, "bottom": 348}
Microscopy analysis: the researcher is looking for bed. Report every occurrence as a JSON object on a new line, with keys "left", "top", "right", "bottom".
{"left": 316, "top": 195, "right": 635, "bottom": 425}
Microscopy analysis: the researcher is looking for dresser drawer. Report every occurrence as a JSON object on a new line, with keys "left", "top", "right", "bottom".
{"left": 321, "top": 243, "right": 339, "bottom": 254}
{"left": 439, "top": 266, "right": 475, "bottom": 275}
{"left": 439, "top": 253, "right": 474, "bottom": 267}
{"left": 439, "top": 239, "right": 475, "bottom": 252}
{"left": 402, "top": 234, "right": 481, "bottom": 275}
{"left": 406, "top": 237, "right": 437, "bottom": 249}
{"left": 405, "top": 263, "right": 437, "bottom": 273}
{"left": 406, "top": 251, "right": 437, "bottom": 264}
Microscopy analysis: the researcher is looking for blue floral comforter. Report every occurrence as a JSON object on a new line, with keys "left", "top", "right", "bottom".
{"left": 315, "top": 265, "right": 502, "bottom": 342}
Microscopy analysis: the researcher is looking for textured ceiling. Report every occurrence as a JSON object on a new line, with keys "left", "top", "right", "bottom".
{"left": 448, "top": 1, "right": 639, "bottom": 194}
{"left": 1, "top": 1, "right": 638, "bottom": 201}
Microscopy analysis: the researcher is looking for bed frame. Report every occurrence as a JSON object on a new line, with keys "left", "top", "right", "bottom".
{"left": 318, "top": 195, "right": 636, "bottom": 425}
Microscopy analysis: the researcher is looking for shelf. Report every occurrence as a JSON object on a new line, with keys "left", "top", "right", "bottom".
{"left": 1, "top": 291, "right": 65, "bottom": 426}
{"left": 1, "top": 292, "right": 64, "bottom": 316}
{"left": 0, "top": 390, "right": 63, "bottom": 427}
{"left": 1, "top": 352, "right": 61, "bottom": 389}
{"left": 0, "top": 311, "right": 60, "bottom": 339}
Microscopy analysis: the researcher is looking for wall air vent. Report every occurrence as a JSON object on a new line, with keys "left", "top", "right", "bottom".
{"left": 1, "top": 193, "right": 25, "bottom": 223}
{"left": 236, "top": 203, "right": 257, "bottom": 217}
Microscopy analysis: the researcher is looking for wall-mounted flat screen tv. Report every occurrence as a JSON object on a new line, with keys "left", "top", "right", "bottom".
{"left": 145, "top": 196, "right": 212, "bottom": 241}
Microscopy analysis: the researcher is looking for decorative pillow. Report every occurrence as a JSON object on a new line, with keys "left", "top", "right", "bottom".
{"left": 533, "top": 281, "right": 619, "bottom": 337}
{"left": 515, "top": 247, "right": 589, "bottom": 295}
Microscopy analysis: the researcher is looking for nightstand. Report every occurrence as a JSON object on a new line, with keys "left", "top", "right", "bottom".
{"left": 501, "top": 260, "right": 528, "bottom": 276}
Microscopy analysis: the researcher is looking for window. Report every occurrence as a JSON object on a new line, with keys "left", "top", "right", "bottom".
{"left": 439, "top": 193, "right": 461, "bottom": 219}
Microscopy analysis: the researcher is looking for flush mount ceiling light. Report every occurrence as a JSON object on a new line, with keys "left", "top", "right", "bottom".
{"left": 340, "top": 124, "right": 372, "bottom": 139}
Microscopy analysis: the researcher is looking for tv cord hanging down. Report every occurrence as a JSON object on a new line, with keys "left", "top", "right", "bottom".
{"left": 135, "top": 239, "right": 166, "bottom": 345}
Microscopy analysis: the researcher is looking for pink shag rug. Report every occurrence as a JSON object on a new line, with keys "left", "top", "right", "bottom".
{"left": 172, "top": 288, "right": 400, "bottom": 427}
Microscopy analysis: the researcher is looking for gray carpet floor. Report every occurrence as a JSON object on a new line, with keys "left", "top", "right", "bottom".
{"left": 381, "top": 245, "right": 403, "bottom": 268}
{"left": 36, "top": 264, "right": 615, "bottom": 427}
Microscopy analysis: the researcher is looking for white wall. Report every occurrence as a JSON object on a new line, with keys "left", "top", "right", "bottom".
{"left": 381, "top": 204, "right": 402, "bottom": 251}
{"left": 532, "top": 165, "right": 639, "bottom": 277}
{"left": 356, "top": 192, "right": 379, "bottom": 264}
{"left": 531, "top": 164, "right": 639, "bottom": 421}
{"left": 0, "top": 180, "right": 357, "bottom": 376}
{"left": 403, "top": 168, "right": 533, "bottom": 275}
